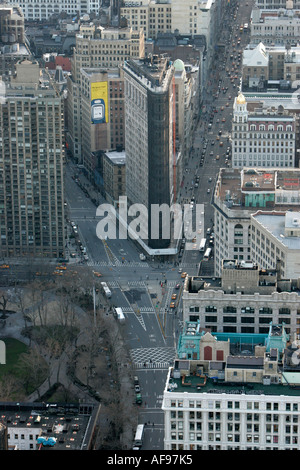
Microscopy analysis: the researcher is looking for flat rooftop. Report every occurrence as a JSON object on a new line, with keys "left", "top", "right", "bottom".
{"left": 0, "top": 44, "right": 29, "bottom": 57}
{"left": 104, "top": 150, "right": 126, "bottom": 164}
{"left": 215, "top": 168, "right": 300, "bottom": 212}
{"left": 242, "top": 169, "right": 276, "bottom": 191}
{"left": 124, "top": 56, "right": 173, "bottom": 91}
{"left": 167, "top": 372, "right": 300, "bottom": 397}
{"left": 0, "top": 402, "right": 99, "bottom": 450}
{"left": 81, "top": 67, "right": 121, "bottom": 78}
{"left": 252, "top": 212, "right": 300, "bottom": 250}
{"left": 276, "top": 171, "right": 300, "bottom": 190}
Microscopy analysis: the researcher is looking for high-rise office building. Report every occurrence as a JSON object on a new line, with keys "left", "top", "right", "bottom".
{"left": 78, "top": 67, "right": 125, "bottom": 180}
{"left": 121, "top": 0, "right": 227, "bottom": 70}
{"left": 0, "top": 60, "right": 65, "bottom": 258}
{"left": 213, "top": 167, "right": 300, "bottom": 277}
{"left": 66, "top": 23, "right": 144, "bottom": 170}
{"left": 123, "top": 56, "right": 175, "bottom": 249}
{"left": 70, "top": 24, "right": 144, "bottom": 85}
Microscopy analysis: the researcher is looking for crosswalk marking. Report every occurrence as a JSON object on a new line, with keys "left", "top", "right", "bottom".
{"left": 121, "top": 306, "right": 147, "bottom": 330}
{"left": 128, "top": 280, "right": 147, "bottom": 287}
{"left": 138, "top": 306, "right": 155, "bottom": 313}
{"left": 134, "top": 311, "right": 147, "bottom": 331}
{"left": 87, "top": 260, "right": 149, "bottom": 268}
{"left": 130, "top": 346, "right": 176, "bottom": 369}
{"left": 106, "top": 281, "right": 119, "bottom": 288}
{"left": 132, "top": 362, "right": 173, "bottom": 370}
{"left": 119, "top": 306, "right": 155, "bottom": 314}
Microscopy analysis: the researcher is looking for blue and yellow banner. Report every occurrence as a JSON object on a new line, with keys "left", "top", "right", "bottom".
{"left": 91, "top": 81, "right": 108, "bottom": 124}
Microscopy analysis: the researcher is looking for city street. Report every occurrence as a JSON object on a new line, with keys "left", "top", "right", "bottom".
{"left": 61, "top": 0, "right": 254, "bottom": 449}
{"left": 0, "top": 0, "right": 255, "bottom": 451}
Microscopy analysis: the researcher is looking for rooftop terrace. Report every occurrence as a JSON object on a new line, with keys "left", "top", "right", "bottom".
{"left": 215, "top": 168, "right": 300, "bottom": 212}
{"left": 166, "top": 370, "right": 300, "bottom": 396}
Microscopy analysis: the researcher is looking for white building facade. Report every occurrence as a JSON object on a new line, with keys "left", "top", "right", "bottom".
{"left": 5, "top": 0, "right": 101, "bottom": 20}
{"left": 182, "top": 285, "right": 300, "bottom": 336}
{"left": 251, "top": 210, "right": 300, "bottom": 279}
{"left": 255, "top": 0, "right": 300, "bottom": 10}
{"left": 251, "top": 6, "right": 300, "bottom": 46}
{"left": 231, "top": 93, "right": 296, "bottom": 169}
{"left": 213, "top": 168, "right": 300, "bottom": 277}
{"left": 163, "top": 372, "right": 300, "bottom": 450}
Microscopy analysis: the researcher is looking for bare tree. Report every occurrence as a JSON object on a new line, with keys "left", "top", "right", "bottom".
{"left": 15, "top": 288, "right": 30, "bottom": 329}
{"left": 0, "top": 374, "right": 25, "bottom": 401}
{"left": 55, "top": 290, "right": 78, "bottom": 329}
{"left": 0, "top": 292, "right": 8, "bottom": 319}
{"left": 35, "top": 290, "right": 49, "bottom": 327}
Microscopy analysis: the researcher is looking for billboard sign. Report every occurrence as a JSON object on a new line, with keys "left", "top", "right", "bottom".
{"left": 91, "top": 81, "right": 108, "bottom": 124}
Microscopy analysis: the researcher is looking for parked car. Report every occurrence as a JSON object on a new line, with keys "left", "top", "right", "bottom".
{"left": 135, "top": 393, "right": 142, "bottom": 405}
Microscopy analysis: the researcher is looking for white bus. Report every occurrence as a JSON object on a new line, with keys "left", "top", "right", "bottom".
{"left": 133, "top": 424, "right": 145, "bottom": 449}
{"left": 199, "top": 238, "right": 207, "bottom": 252}
{"left": 115, "top": 307, "right": 125, "bottom": 324}
{"left": 203, "top": 247, "right": 212, "bottom": 260}
{"left": 101, "top": 281, "right": 111, "bottom": 298}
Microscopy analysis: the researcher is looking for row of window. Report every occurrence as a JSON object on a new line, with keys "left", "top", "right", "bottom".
{"left": 170, "top": 432, "right": 299, "bottom": 445}
{"left": 169, "top": 400, "right": 299, "bottom": 411}
{"left": 8, "top": 433, "right": 39, "bottom": 440}
{"left": 189, "top": 305, "right": 294, "bottom": 314}
{"left": 233, "top": 161, "right": 292, "bottom": 168}
{"left": 233, "top": 126, "right": 293, "bottom": 133}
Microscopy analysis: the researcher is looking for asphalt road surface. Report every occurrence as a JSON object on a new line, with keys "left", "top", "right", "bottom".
{"left": 0, "top": 0, "right": 255, "bottom": 451}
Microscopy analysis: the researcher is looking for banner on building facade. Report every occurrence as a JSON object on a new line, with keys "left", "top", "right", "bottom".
{"left": 91, "top": 81, "right": 108, "bottom": 124}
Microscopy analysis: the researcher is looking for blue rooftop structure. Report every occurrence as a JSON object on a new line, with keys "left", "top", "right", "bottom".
{"left": 265, "top": 322, "right": 288, "bottom": 354}
{"left": 212, "top": 331, "right": 268, "bottom": 346}
{"left": 177, "top": 321, "right": 289, "bottom": 360}
{"left": 177, "top": 321, "right": 204, "bottom": 360}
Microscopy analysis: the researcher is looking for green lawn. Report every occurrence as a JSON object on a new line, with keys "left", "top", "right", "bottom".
{"left": 0, "top": 337, "right": 29, "bottom": 378}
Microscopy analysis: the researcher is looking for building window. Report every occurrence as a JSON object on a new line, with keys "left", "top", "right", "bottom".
{"left": 259, "top": 307, "right": 273, "bottom": 315}
{"left": 204, "top": 346, "right": 212, "bottom": 360}
{"left": 224, "top": 316, "right": 237, "bottom": 323}
{"left": 205, "top": 306, "right": 217, "bottom": 313}
{"left": 223, "top": 306, "right": 237, "bottom": 313}
{"left": 241, "top": 307, "right": 255, "bottom": 314}
{"left": 279, "top": 307, "right": 290, "bottom": 315}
